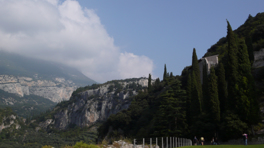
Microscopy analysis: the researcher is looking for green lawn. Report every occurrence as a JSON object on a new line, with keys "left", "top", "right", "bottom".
{"left": 182, "top": 145, "right": 264, "bottom": 148}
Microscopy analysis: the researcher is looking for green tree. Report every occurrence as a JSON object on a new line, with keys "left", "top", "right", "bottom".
{"left": 154, "top": 79, "right": 187, "bottom": 136}
{"left": 186, "top": 74, "right": 192, "bottom": 125}
{"left": 170, "top": 72, "right": 173, "bottom": 78}
{"left": 217, "top": 63, "right": 228, "bottom": 116}
{"left": 190, "top": 71, "right": 201, "bottom": 118}
{"left": 245, "top": 35, "right": 254, "bottom": 65}
{"left": 236, "top": 38, "right": 251, "bottom": 121}
{"left": 148, "top": 73, "right": 152, "bottom": 92}
{"left": 191, "top": 48, "right": 203, "bottom": 113}
{"left": 226, "top": 20, "right": 238, "bottom": 112}
{"left": 163, "top": 64, "right": 167, "bottom": 81}
{"left": 202, "top": 62, "right": 208, "bottom": 112}
{"left": 207, "top": 68, "right": 220, "bottom": 124}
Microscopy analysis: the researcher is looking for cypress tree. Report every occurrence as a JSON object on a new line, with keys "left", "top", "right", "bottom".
{"left": 148, "top": 73, "right": 152, "bottom": 92}
{"left": 202, "top": 61, "right": 208, "bottom": 112}
{"left": 245, "top": 35, "right": 254, "bottom": 65}
{"left": 226, "top": 20, "right": 238, "bottom": 112}
{"left": 170, "top": 72, "right": 173, "bottom": 78}
{"left": 191, "top": 48, "right": 203, "bottom": 112}
{"left": 217, "top": 63, "right": 228, "bottom": 116}
{"left": 163, "top": 64, "right": 167, "bottom": 81}
{"left": 207, "top": 68, "right": 220, "bottom": 123}
{"left": 186, "top": 73, "right": 192, "bottom": 125}
{"left": 236, "top": 38, "right": 252, "bottom": 122}
{"left": 190, "top": 71, "right": 201, "bottom": 118}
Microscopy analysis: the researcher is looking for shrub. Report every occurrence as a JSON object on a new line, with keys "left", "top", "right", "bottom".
{"left": 73, "top": 141, "right": 98, "bottom": 148}
{"left": 42, "top": 145, "right": 53, "bottom": 148}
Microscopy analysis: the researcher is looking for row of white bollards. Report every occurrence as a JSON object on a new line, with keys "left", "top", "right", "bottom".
{"left": 134, "top": 137, "right": 192, "bottom": 148}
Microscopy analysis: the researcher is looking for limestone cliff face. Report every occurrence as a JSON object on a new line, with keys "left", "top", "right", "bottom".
{"left": 0, "top": 114, "right": 21, "bottom": 132}
{"left": 253, "top": 48, "right": 264, "bottom": 68}
{"left": 0, "top": 75, "right": 77, "bottom": 102}
{"left": 39, "top": 78, "right": 151, "bottom": 130}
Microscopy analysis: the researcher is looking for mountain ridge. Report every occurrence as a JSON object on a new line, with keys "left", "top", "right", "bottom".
{"left": 0, "top": 50, "right": 96, "bottom": 86}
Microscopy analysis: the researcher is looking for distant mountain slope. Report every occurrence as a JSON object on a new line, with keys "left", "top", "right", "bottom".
{"left": 0, "top": 51, "right": 96, "bottom": 86}
{"left": 0, "top": 51, "right": 97, "bottom": 103}
{"left": 33, "top": 77, "right": 151, "bottom": 130}
{"left": 0, "top": 90, "right": 56, "bottom": 118}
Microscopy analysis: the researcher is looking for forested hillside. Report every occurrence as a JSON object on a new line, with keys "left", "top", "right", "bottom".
{"left": 1, "top": 12, "right": 264, "bottom": 147}
{"left": 98, "top": 12, "right": 264, "bottom": 142}
{"left": 0, "top": 90, "right": 56, "bottom": 117}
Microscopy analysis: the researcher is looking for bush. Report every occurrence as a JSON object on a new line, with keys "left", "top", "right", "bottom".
{"left": 74, "top": 141, "right": 98, "bottom": 148}
{"left": 42, "top": 145, "right": 53, "bottom": 148}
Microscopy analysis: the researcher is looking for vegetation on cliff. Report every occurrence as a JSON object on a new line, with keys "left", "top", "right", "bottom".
{"left": 98, "top": 13, "right": 264, "bottom": 142}
{"left": 0, "top": 12, "right": 264, "bottom": 147}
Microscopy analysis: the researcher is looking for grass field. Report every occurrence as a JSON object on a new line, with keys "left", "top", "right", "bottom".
{"left": 182, "top": 145, "right": 264, "bottom": 148}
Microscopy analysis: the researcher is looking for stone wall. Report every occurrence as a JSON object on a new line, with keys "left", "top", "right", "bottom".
{"left": 253, "top": 48, "right": 264, "bottom": 68}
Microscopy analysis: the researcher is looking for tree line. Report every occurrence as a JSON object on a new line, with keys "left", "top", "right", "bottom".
{"left": 98, "top": 21, "right": 261, "bottom": 142}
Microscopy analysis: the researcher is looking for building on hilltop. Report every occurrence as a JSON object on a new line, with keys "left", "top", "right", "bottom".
{"left": 198, "top": 55, "right": 219, "bottom": 84}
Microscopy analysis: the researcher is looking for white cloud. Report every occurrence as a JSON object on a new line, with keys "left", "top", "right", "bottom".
{"left": 0, "top": 0, "right": 153, "bottom": 83}
{"left": 119, "top": 53, "right": 153, "bottom": 79}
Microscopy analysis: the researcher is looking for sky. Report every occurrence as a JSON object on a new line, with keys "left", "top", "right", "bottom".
{"left": 0, "top": 0, "right": 263, "bottom": 83}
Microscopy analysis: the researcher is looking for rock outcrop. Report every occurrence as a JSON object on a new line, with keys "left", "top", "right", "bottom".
{"left": 253, "top": 48, "right": 264, "bottom": 68}
{"left": 0, "top": 114, "right": 21, "bottom": 132}
{"left": 0, "top": 75, "right": 77, "bottom": 102}
{"left": 38, "top": 78, "right": 152, "bottom": 130}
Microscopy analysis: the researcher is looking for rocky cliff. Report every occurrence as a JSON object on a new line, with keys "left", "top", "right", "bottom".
{"left": 0, "top": 51, "right": 96, "bottom": 103}
{"left": 38, "top": 78, "right": 152, "bottom": 130}
{"left": 0, "top": 108, "right": 21, "bottom": 133}
{"left": 0, "top": 75, "right": 77, "bottom": 103}
{"left": 253, "top": 48, "right": 264, "bottom": 68}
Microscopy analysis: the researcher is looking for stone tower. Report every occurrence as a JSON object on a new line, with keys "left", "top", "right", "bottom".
{"left": 198, "top": 55, "right": 218, "bottom": 84}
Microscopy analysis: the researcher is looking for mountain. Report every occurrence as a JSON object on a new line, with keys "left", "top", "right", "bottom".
{"left": 204, "top": 12, "right": 264, "bottom": 58}
{"left": 0, "top": 51, "right": 96, "bottom": 118}
{"left": 98, "top": 12, "right": 264, "bottom": 141}
{"left": 0, "top": 51, "right": 96, "bottom": 103}
{"left": 0, "top": 78, "right": 152, "bottom": 147}
{"left": 34, "top": 77, "right": 151, "bottom": 130}
{"left": 203, "top": 12, "right": 264, "bottom": 113}
{"left": 1, "top": 12, "right": 264, "bottom": 147}
{"left": 0, "top": 51, "right": 96, "bottom": 86}
{"left": 0, "top": 89, "right": 56, "bottom": 118}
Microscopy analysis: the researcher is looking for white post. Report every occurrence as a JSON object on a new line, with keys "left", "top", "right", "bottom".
{"left": 143, "top": 138, "right": 145, "bottom": 148}
{"left": 151, "top": 138, "right": 152, "bottom": 148}
{"left": 156, "top": 137, "right": 158, "bottom": 148}
{"left": 173, "top": 137, "right": 174, "bottom": 148}
{"left": 166, "top": 137, "right": 168, "bottom": 148}
{"left": 162, "top": 137, "right": 164, "bottom": 148}
{"left": 176, "top": 137, "right": 177, "bottom": 148}
{"left": 170, "top": 137, "right": 171, "bottom": 148}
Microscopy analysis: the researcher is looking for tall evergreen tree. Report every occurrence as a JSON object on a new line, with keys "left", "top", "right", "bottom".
{"left": 170, "top": 72, "right": 173, "bottom": 78}
{"left": 190, "top": 71, "right": 201, "bottom": 118}
{"left": 245, "top": 35, "right": 254, "bottom": 65}
{"left": 226, "top": 20, "right": 238, "bottom": 112}
{"left": 148, "top": 73, "right": 152, "bottom": 92}
{"left": 207, "top": 68, "right": 220, "bottom": 124}
{"left": 191, "top": 48, "right": 203, "bottom": 112}
{"left": 163, "top": 64, "right": 167, "bottom": 81}
{"left": 202, "top": 62, "right": 208, "bottom": 112}
{"left": 186, "top": 73, "right": 192, "bottom": 125}
{"left": 154, "top": 79, "right": 187, "bottom": 136}
{"left": 236, "top": 38, "right": 253, "bottom": 122}
{"left": 217, "top": 63, "right": 228, "bottom": 116}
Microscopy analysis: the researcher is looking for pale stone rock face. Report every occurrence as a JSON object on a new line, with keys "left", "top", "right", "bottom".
{"left": 40, "top": 78, "right": 152, "bottom": 130}
{"left": 253, "top": 48, "right": 264, "bottom": 68}
{"left": 0, "top": 75, "right": 77, "bottom": 102}
{"left": 0, "top": 114, "right": 20, "bottom": 132}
